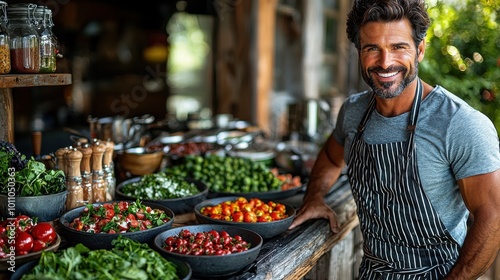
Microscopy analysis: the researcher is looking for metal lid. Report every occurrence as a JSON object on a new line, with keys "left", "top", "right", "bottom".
{"left": 228, "top": 147, "right": 275, "bottom": 161}
{"left": 7, "top": 3, "right": 36, "bottom": 19}
{"left": 34, "top": 5, "right": 52, "bottom": 20}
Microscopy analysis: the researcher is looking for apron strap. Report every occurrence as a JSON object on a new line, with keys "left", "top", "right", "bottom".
{"left": 406, "top": 79, "right": 423, "bottom": 157}
{"left": 356, "top": 94, "right": 376, "bottom": 139}
{"left": 354, "top": 79, "right": 424, "bottom": 157}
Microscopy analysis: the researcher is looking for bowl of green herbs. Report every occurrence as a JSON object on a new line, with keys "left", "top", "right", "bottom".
{"left": 11, "top": 236, "right": 191, "bottom": 280}
{"left": 116, "top": 173, "right": 209, "bottom": 214}
{"left": 0, "top": 141, "right": 67, "bottom": 222}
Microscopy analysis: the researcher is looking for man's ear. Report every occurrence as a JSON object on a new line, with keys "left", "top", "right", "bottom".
{"left": 417, "top": 39, "right": 426, "bottom": 62}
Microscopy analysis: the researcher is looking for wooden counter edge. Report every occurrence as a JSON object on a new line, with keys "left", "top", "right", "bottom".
{"left": 284, "top": 215, "right": 359, "bottom": 280}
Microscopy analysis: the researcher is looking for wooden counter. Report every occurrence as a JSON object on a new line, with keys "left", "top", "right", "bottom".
{"left": 1, "top": 173, "right": 359, "bottom": 280}
{"left": 174, "top": 173, "right": 360, "bottom": 280}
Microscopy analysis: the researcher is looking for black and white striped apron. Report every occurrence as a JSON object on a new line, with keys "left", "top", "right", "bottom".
{"left": 347, "top": 80, "right": 460, "bottom": 279}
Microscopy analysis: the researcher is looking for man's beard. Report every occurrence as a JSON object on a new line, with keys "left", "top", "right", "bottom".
{"left": 362, "top": 58, "right": 419, "bottom": 99}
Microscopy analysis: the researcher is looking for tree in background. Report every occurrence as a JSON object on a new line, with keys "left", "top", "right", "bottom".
{"left": 419, "top": 0, "right": 500, "bottom": 129}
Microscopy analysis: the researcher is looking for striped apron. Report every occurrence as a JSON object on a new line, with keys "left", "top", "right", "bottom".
{"left": 347, "top": 80, "right": 460, "bottom": 279}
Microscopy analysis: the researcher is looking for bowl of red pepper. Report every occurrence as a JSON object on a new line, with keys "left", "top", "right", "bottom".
{"left": 58, "top": 200, "right": 174, "bottom": 250}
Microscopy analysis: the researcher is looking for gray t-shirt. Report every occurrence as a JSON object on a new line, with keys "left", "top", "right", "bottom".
{"left": 333, "top": 85, "right": 500, "bottom": 245}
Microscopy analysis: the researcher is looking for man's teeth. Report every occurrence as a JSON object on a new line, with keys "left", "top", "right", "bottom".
{"left": 378, "top": 72, "right": 398, "bottom": 78}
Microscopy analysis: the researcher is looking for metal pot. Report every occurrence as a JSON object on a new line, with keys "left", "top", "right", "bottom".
{"left": 275, "top": 140, "right": 319, "bottom": 176}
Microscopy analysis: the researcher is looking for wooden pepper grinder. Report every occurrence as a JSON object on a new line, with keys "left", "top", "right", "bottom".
{"left": 65, "top": 148, "right": 84, "bottom": 210}
{"left": 55, "top": 146, "right": 71, "bottom": 174}
{"left": 103, "top": 140, "right": 116, "bottom": 201}
{"left": 91, "top": 140, "right": 107, "bottom": 202}
{"left": 78, "top": 143, "right": 93, "bottom": 204}
{"left": 31, "top": 131, "right": 42, "bottom": 160}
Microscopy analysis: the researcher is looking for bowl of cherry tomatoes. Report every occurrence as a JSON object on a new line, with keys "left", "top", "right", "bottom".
{"left": 0, "top": 215, "right": 60, "bottom": 271}
{"left": 58, "top": 200, "right": 174, "bottom": 250}
{"left": 194, "top": 196, "right": 296, "bottom": 239}
{"left": 153, "top": 224, "right": 263, "bottom": 277}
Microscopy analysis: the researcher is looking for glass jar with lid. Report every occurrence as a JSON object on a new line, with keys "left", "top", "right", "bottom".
{"left": 34, "top": 5, "right": 56, "bottom": 73}
{"left": 0, "top": 1, "right": 10, "bottom": 74}
{"left": 7, "top": 3, "right": 40, "bottom": 74}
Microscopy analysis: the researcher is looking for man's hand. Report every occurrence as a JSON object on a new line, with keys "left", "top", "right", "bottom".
{"left": 288, "top": 198, "right": 340, "bottom": 233}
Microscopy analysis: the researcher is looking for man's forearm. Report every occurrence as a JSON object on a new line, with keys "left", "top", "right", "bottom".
{"left": 445, "top": 215, "right": 500, "bottom": 279}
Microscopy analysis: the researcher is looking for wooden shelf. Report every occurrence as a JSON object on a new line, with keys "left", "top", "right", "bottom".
{"left": 0, "top": 73, "right": 72, "bottom": 143}
{"left": 0, "top": 73, "right": 72, "bottom": 89}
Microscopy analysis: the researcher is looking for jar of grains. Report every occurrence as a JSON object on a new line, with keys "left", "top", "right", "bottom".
{"left": 7, "top": 3, "right": 40, "bottom": 74}
{"left": 0, "top": 1, "right": 10, "bottom": 74}
{"left": 34, "top": 5, "right": 56, "bottom": 73}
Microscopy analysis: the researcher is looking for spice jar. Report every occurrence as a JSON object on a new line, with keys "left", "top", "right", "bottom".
{"left": 34, "top": 5, "right": 56, "bottom": 73}
{"left": 0, "top": 1, "right": 10, "bottom": 74}
{"left": 65, "top": 148, "right": 84, "bottom": 210}
{"left": 7, "top": 3, "right": 40, "bottom": 74}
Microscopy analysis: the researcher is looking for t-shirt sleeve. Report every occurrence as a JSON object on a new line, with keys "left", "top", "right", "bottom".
{"left": 332, "top": 101, "right": 348, "bottom": 146}
{"left": 447, "top": 109, "right": 500, "bottom": 180}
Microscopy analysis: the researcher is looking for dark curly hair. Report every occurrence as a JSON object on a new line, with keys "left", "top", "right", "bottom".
{"left": 346, "top": 0, "right": 430, "bottom": 50}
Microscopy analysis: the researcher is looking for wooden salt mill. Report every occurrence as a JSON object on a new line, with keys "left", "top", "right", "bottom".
{"left": 31, "top": 131, "right": 42, "bottom": 160}
{"left": 55, "top": 146, "right": 71, "bottom": 174}
{"left": 91, "top": 140, "right": 107, "bottom": 202}
{"left": 78, "top": 143, "right": 93, "bottom": 204}
{"left": 65, "top": 148, "right": 84, "bottom": 210}
{"left": 103, "top": 140, "right": 116, "bottom": 201}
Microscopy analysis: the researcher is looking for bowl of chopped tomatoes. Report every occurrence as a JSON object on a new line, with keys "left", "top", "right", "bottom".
{"left": 58, "top": 200, "right": 174, "bottom": 250}
{"left": 194, "top": 196, "right": 296, "bottom": 239}
{"left": 153, "top": 224, "right": 263, "bottom": 277}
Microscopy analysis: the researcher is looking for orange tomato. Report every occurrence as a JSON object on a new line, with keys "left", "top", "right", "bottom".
{"left": 259, "top": 204, "right": 271, "bottom": 213}
{"left": 210, "top": 206, "right": 222, "bottom": 215}
{"left": 270, "top": 211, "right": 283, "bottom": 220}
{"left": 274, "top": 203, "right": 286, "bottom": 214}
{"left": 250, "top": 198, "right": 264, "bottom": 208}
{"left": 221, "top": 205, "right": 232, "bottom": 216}
{"left": 241, "top": 203, "right": 253, "bottom": 213}
{"left": 232, "top": 212, "right": 244, "bottom": 222}
{"left": 243, "top": 211, "right": 257, "bottom": 223}
{"left": 258, "top": 214, "right": 273, "bottom": 222}
{"left": 236, "top": 197, "right": 248, "bottom": 205}
{"left": 255, "top": 209, "right": 264, "bottom": 217}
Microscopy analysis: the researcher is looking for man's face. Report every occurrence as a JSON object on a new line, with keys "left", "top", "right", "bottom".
{"left": 358, "top": 19, "right": 424, "bottom": 99}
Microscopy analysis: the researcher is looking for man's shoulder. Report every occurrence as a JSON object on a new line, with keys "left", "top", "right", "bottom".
{"left": 423, "top": 85, "right": 496, "bottom": 133}
{"left": 425, "top": 85, "right": 478, "bottom": 115}
{"left": 343, "top": 90, "right": 372, "bottom": 111}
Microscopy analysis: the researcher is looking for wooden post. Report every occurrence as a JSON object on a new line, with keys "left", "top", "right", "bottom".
{"left": 0, "top": 88, "right": 14, "bottom": 143}
{"left": 256, "top": 0, "right": 277, "bottom": 136}
{"left": 302, "top": 1, "right": 323, "bottom": 100}
{"left": 0, "top": 74, "right": 72, "bottom": 143}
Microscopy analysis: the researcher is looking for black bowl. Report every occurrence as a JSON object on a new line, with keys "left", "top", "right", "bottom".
{"left": 10, "top": 248, "right": 192, "bottom": 280}
{"left": 58, "top": 201, "right": 174, "bottom": 250}
{"left": 154, "top": 224, "right": 262, "bottom": 277}
{"left": 210, "top": 184, "right": 304, "bottom": 200}
{"left": 116, "top": 177, "right": 209, "bottom": 215}
{"left": 0, "top": 234, "right": 61, "bottom": 272}
{"left": 0, "top": 190, "right": 68, "bottom": 222}
{"left": 194, "top": 196, "right": 296, "bottom": 239}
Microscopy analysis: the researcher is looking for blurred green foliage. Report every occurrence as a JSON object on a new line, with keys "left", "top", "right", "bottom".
{"left": 419, "top": 0, "right": 500, "bottom": 129}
